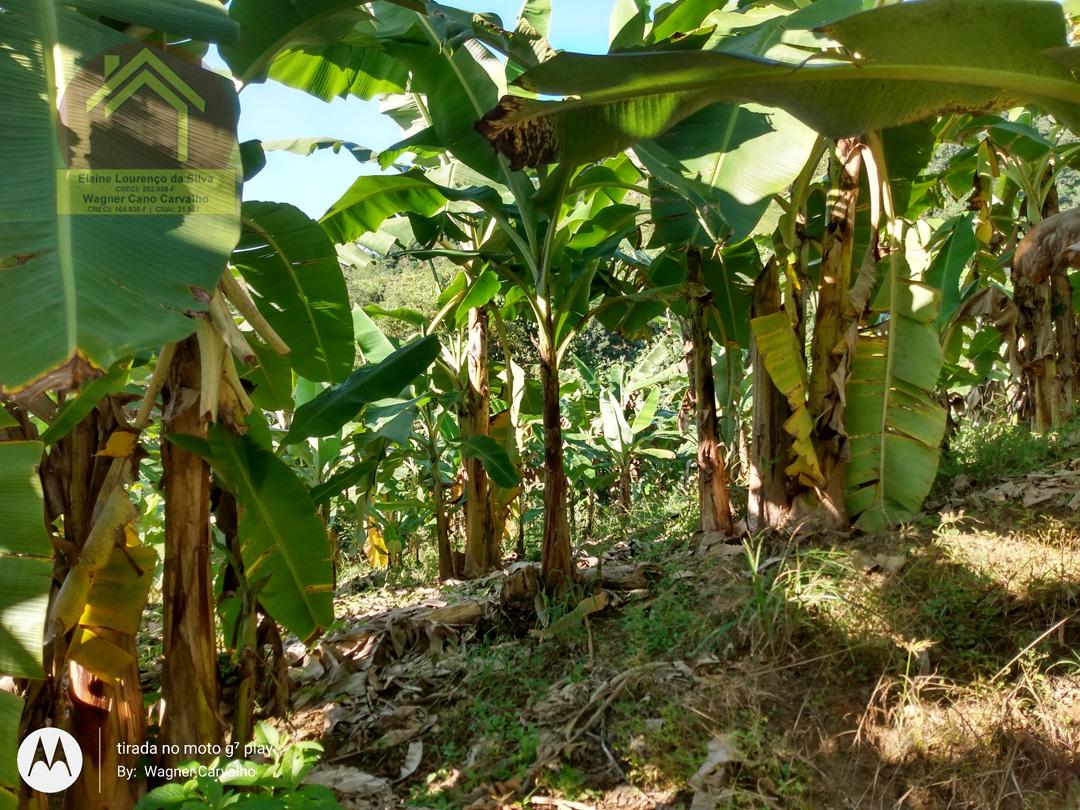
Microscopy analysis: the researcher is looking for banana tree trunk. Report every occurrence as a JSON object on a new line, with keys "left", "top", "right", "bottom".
{"left": 748, "top": 261, "right": 794, "bottom": 531}
{"left": 67, "top": 633, "right": 144, "bottom": 810}
{"left": 587, "top": 489, "right": 595, "bottom": 539}
{"left": 160, "top": 336, "right": 223, "bottom": 762}
{"left": 807, "top": 138, "right": 862, "bottom": 525}
{"left": 433, "top": 472, "right": 455, "bottom": 580}
{"left": 1052, "top": 267, "right": 1076, "bottom": 422}
{"left": 1044, "top": 184, "right": 1078, "bottom": 425}
{"left": 687, "top": 248, "right": 735, "bottom": 536}
{"left": 539, "top": 328, "right": 573, "bottom": 590}
{"left": 616, "top": 465, "right": 632, "bottom": 514}
{"left": 53, "top": 410, "right": 145, "bottom": 810}
{"left": 460, "top": 306, "right": 497, "bottom": 575}
{"left": 1013, "top": 204, "right": 1080, "bottom": 432}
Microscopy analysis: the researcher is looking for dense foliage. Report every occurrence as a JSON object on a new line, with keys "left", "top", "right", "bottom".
{"left": 5, "top": 0, "right": 1080, "bottom": 807}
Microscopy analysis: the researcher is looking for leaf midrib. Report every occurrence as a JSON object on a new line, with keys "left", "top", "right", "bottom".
{"left": 40, "top": 0, "right": 78, "bottom": 363}
{"left": 513, "top": 62, "right": 1080, "bottom": 118}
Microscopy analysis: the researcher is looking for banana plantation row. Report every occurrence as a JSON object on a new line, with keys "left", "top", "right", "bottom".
{"left": 3, "top": 0, "right": 1080, "bottom": 807}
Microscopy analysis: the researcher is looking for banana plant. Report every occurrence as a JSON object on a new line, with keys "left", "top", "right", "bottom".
{"left": 478, "top": 0, "right": 1080, "bottom": 170}
{"left": 597, "top": 386, "right": 679, "bottom": 513}
{"left": 476, "top": 0, "right": 1080, "bottom": 533}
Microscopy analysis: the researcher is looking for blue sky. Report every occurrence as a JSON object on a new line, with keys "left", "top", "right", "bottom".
{"left": 226, "top": 1, "right": 616, "bottom": 217}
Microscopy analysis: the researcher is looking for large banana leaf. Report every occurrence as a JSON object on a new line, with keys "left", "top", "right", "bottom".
{"left": 384, "top": 37, "right": 505, "bottom": 181}
{"left": 0, "top": 1, "right": 241, "bottom": 395}
{"left": 353, "top": 307, "right": 395, "bottom": 363}
{"left": 599, "top": 391, "right": 633, "bottom": 453}
{"left": 222, "top": 0, "right": 426, "bottom": 85}
{"left": 0, "top": 442, "right": 53, "bottom": 680}
{"left": 222, "top": 0, "right": 376, "bottom": 85}
{"left": 636, "top": 103, "right": 818, "bottom": 243}
{"left": 65, "top": 0, "right": 237, "bottom": 41}
{"left": 233, "top": 202, "right": 355, "bottom": 383}
{"left": 924, "top": 215, "right": 978, "bottom": 327}
{"left": 175, "top": 426, "right": 335, "bottom": 642}
{"left": 321, "top": 173, "right": 448, "bottom": 243}
{"left": 845, "top": 265, "right": 947, "bottom": 532}
{"left": 321, "top": 171, "right": 506, "bottom": 245}
{"left": 0, "top": 692, "right": 21, "bottom": 810}
{"left": 749, "top": 313, "right": 824, "bottom": 486}
{"left": 268, "top": 45, "right": 408, "bottom": 102}
{"left": 478, "top": 0, "right": 1080, "bottom": 168}
{"left": 283, "top": 335, "right": 440, "bottom": 444}
{"left": 459, "top": 436, "right": 520, "bottom": 488}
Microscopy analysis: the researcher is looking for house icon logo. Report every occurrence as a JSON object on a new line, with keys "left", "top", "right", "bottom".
{"left": 55, "top": 43, "right": 239, "bottom": 218}
{"left": 17, "top": 728, "right": 83, "bottom": 793}
{"left": 85, "top": 50, "right": 206, "bottom": 163}
{"left": 58, "top": 42, "right": 237, "bottom": 172}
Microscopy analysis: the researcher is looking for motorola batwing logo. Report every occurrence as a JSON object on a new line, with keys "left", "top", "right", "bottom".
{"left": 17, "top": 728, "right": 83, "bottom": 793}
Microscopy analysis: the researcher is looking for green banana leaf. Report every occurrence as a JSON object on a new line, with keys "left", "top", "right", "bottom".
{"left": 321, "top": 173, "right": 449, "bottom": 244}
{"left": 260, "top": 138, "right": 378, "bottom": 163}
{"left": 40, "top": 362, "right": 130, "bottom": 445}
{"left": 353, "top": 308, "right": 395, "bottom": 364}
{"left": 0, "top": 691, "right": 22, "bottom": 810}
{"left": 924, "top": 216, "right": 978, "bottom": 327}
{"left": 636, "top": 102, "right": 818, "bottom": 243}
{"left": 478, "top": 0, "right": 1080, "bottom": 168}
{"left": 67, "top": 0, "right": 236, "bottom": 40}
{"left": 459, "top": 436, "right": 521, "bottom": 488}
{"left": 243, "top": 338, "right": 295, "bottom": 413}
{"left": 174, "top": 426, "right": 336, "bottom": 642}
{"left": 222, "top": 0, "right": 432, "bottom": 86}
{"left": 0, "top": 442, "right": 53, "bottom": 679}
{"left": 233, "top": 202, "right": 355, "bottom": 383}
{"left": 630, "top": 388, "right": 661, "bottom": 435}
{"left": 600, "top": 391, "right": 633, "bottom": 453}
{"left": 269, "top": 46, "right": 408, "bottom": 102}
{"left": 283, "top": 336, "right": 440, "bottom": 444}
{"left": 845, "top": 265, "right": 947, "bottom": 532}
{"left": 0, "top": 0, "right": 241, "bottom": 395}
{"left": 456, "top": 270, "right": 502, "bottom": 326}
{"left": 222, "top": 0, "right": 376, "bottom": 85}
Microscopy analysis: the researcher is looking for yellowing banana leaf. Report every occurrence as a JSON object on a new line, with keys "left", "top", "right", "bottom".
{"left": 365, "top": 525, "right": 390, "bottom": 569}
{"left": 78, "top": 546, "right": 157, "bottom": 637}
{"left": 69, "top": 629, "right": 134, "bottom": 684}
{"left": 749, "top": 313, "right": 824, "bottom": 486}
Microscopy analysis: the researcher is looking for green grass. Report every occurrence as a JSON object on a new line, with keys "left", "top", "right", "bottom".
{"left": 937, "top": 415, "right": 1080, "bottom": 488}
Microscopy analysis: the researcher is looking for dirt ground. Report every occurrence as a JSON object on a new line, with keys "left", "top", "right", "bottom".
{"left": 272, "top": 474, "right": 1080, "bottom": 809}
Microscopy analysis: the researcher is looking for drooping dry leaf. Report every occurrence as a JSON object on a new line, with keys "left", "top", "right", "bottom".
{"left": 398, "top": 740, "right": 423, "bottom": 781}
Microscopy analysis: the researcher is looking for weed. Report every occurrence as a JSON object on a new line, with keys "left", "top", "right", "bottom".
{"left": 535, "top": 764, "right": 599, "bottom": 802}
{"left": 619, "top": 578, "right": 710, "bottom": 659}
{"left": 938, "top": 416, "right": 1080, "bottom": 488}
{"left": 610, "top": 697, "right": 708, "bottom": 789}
